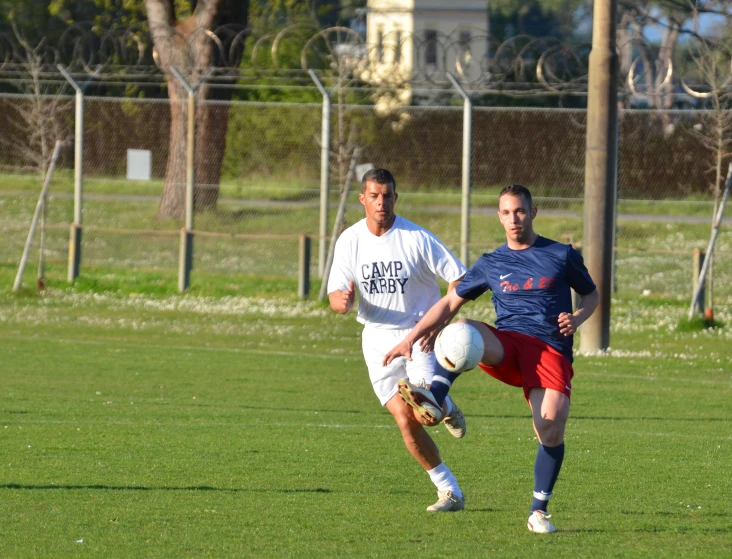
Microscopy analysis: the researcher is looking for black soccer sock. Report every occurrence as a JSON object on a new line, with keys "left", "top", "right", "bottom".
{"left": 530, "top": 442, "right": 565, "bottom": 513}
{"left": 430, "top": 362, "right": 461, "bottom": 406}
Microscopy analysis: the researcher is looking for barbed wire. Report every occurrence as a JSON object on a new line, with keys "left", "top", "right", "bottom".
{"left": 0, "top": 22, "right": 730, "bottom": 97}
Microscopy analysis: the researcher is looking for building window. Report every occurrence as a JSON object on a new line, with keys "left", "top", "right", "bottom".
{"left": 395, "top": 30, "right": 402, "bottom": 63}
{"left": 459, "top": 30, "right": 471, "bottom": 50}
{"left": 425, "top": 29, "right": 437, "bottom": 65}
{"left": 377, "top": 28, "right": 384, "bottom": 63}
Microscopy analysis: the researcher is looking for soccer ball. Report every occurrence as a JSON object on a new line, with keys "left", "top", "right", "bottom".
{"left": 434, "top": 323, "right": 484, "bottom": 373}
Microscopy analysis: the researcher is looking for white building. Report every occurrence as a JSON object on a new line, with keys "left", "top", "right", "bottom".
{"left": 366, "top": 0, "right": 489, "bottom": 89}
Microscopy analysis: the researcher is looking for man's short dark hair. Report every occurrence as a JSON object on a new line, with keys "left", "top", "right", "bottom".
{"left": 362, "top": 168, "right": 396, "bottom": 192}
{"left": 499, "top": 184, "right": 533, "bottom": 207}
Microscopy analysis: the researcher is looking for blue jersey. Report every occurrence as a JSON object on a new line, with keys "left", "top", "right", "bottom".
{"left": 456, "top": 236, "right": 596, "bottom": 362}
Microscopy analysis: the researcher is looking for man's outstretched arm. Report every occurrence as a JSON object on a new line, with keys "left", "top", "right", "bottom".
{"left": 383, "top": 289, "right": 468, "bottom": 365}
{"left": 416, "top": 278, "right": 464, "bottom": 353}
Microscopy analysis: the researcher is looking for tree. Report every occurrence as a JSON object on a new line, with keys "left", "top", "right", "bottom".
{"left": 619, "top": 1, "right": 732, "bottom": 109}
{"left": 685, "top": 32, "right": 732, "bottom": 316}
{"left": 4, "top": 1, "right": 355, "bottom": 220}
{"left": 147, "top": 0, "right": 339, "bottom": 219}
{"left": 144, "top": 0, "right": 248, "bottom": 219}
{"left": 1, "top": 1, "right": 60, "bottom": 41}
{"left": 489, "top": 0, "right": 590, "bottom": 43}
{"left": 6, "top": 0, "right": 249, "bottom": 219}
{"left": 0, "top": 24, "right": 72, "bottom": 175}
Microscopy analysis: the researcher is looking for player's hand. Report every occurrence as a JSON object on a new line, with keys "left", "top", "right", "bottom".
{"left": 334, "top": 281, "right": 355, "bottom": 313}
{"left": 417, "top": 326, "right": 442, "bottom": 354}
{"left": 382, "top": 339, "right": 413, "bottom": 366}
{"left": 558, "top": 312, "right": 579, "bottom": 336}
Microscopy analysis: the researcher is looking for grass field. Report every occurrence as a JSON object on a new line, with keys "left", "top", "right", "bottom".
{"left": 0, "top": 171, "right": 722, "bottom": 214}
{"left": 1, "top": 266, "right": 730, "bottom": 558}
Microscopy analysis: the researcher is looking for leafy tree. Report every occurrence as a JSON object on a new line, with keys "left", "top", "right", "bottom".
{"left": 0, "top": 24, "right": 73, "bottom": 175}
{"left": 47, "top": 0, "right": 147, "bottom": 26}
{"left": 617, "top": 1, "right": 732, "bottom": 109}
{"left": 5, "top": 0, "right": 249, "bottom": 218}
{"left": 3, "top": 1, "right": 344, "bottom": 218}
{"left": 489, "top": 0, "right": 590, "bottom": 43}
{"left": 1, "top": 1, "right": 61, "bottom": 40}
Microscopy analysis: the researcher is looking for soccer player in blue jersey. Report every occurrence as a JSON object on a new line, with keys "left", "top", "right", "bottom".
{"left": 383, "top": 184, "right": 600, "bottom": 533}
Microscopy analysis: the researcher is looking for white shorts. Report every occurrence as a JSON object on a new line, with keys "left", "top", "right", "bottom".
{"left": 361, "top": 326, "right": 437, "bottom": 406}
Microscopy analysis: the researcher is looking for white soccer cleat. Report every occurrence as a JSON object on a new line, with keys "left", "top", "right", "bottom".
{"left": 397, "top": 378, "right": 444, "bottom": 423}
{"left": 441, "top": 398, "right": 467, "bottom": 438}
{"left": 527, "top": 510, "right": 558, "bottom": 533}
{"left": 426, "top": 490, "right": 465, "bottom": 512}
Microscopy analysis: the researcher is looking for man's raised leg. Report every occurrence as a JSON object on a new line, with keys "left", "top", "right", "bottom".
{"left": 399, "top": 319, "right": 506, "bottom": 431}
{"left": 397, "top": 370, "right": 466, "bottom": 437}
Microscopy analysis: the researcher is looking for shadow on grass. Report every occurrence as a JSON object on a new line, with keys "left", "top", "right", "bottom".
{"left": 467, "top": 412, "right": 731, "bottom": 423}
{"left": 566, "top": 414, "right": 732, "bottom": 423}
{"left": 620, "top": 510, "right": 727, "bottom": 518}
{"left": 193, "top": 405, "right": 732, "bottom": 423}
{"left": 462, "top": 507, "right": 501, "bottom": 513}
{"left": 0, "top": 483, "right": 331, "bottom": 493}
{"left": 528, "top": 526, "right": 728, "bottom": 534}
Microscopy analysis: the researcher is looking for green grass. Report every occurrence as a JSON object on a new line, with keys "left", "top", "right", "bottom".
{"left": 1, "top": 275, "right": 731, "bottom": 557}
{"left": 3, "top": 180, "right": 731, "bottom": 273}
{"left": 0, "top": 171, "right": 322, "bottom": 202}
{"left": 676, "top": 315, "right": 725, "bottom": 331}
{"left": 0, "top": 171, "right": 721, "bottom": 216}
{"left": 0, "top": 263, "right": 317, "bottom": 300}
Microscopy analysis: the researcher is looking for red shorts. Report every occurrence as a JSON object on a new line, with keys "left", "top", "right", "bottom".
{"left": 478, "top": 324, "right": 574, "bottom": 400}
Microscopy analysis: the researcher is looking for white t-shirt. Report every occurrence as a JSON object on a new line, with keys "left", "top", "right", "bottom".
{"left": 327, "top": 215, "right": 466, "bottom": 330}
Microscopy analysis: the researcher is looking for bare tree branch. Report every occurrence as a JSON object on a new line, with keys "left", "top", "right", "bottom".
{"left": 4, "top": 26, "right": 72, "bottom": 175}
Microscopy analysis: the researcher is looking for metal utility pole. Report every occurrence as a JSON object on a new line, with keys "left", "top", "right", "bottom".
{"left": 318, "top": 148, "right": 362, "bottom": 303}
{"left": 447, "top": 73, "right": 473, "bottom": 267}
{"left": 171, "top": 67, "right": 198, "bottom": 292}
{"left": 308, "top": 69, "right": 333, "bottom": 278}
{"left": 581, "top": 0, "right": 619, "bottom": 352}
{"left": 58, "top": 65, "right": 85, "bottom": 282}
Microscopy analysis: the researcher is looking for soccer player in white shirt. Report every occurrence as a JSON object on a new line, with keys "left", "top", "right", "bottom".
{"left": 327, "top": 168, "right": 468, "bottom": 512}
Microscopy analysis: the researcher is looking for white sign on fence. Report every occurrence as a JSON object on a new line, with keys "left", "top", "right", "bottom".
{"left": 356, "top": 163, "right": 375, "bottom": 182}
{"left": 127, "top": 149, "right": 152, "bottom": 181}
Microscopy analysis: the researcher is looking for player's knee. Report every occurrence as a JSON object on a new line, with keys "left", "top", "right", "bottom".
{"left": 392, "top": 406, "right": 418, "bottom": 433}
{"left": 480, "top": 338, "right": 504, "bottom": 366}
{"left": 461, "top": 319, "right": 503, "bottom": 365}
{"left": 535, "top": 418, "right": 565, "bottom": 446}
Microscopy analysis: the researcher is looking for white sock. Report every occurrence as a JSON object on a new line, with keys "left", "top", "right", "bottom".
{"left": 427, "top": 462, "right": 462, "bottom": 498}
{"left": 444, "top": 395, "right": 455, "bottom": 416}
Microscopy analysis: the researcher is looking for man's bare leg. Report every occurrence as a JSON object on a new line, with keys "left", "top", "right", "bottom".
{"left": 384, "top": 393, "right": 465, "bottom": 511}
{"left": 385, "top": 393, "right": 441, "bottom": 469}
{"left": 526, "top": 387, "right": 570, "bottom": 532}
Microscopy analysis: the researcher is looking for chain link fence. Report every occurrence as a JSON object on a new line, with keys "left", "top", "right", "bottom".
{"left": 0, "top": 93, "right": 729, "bottom": 300}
